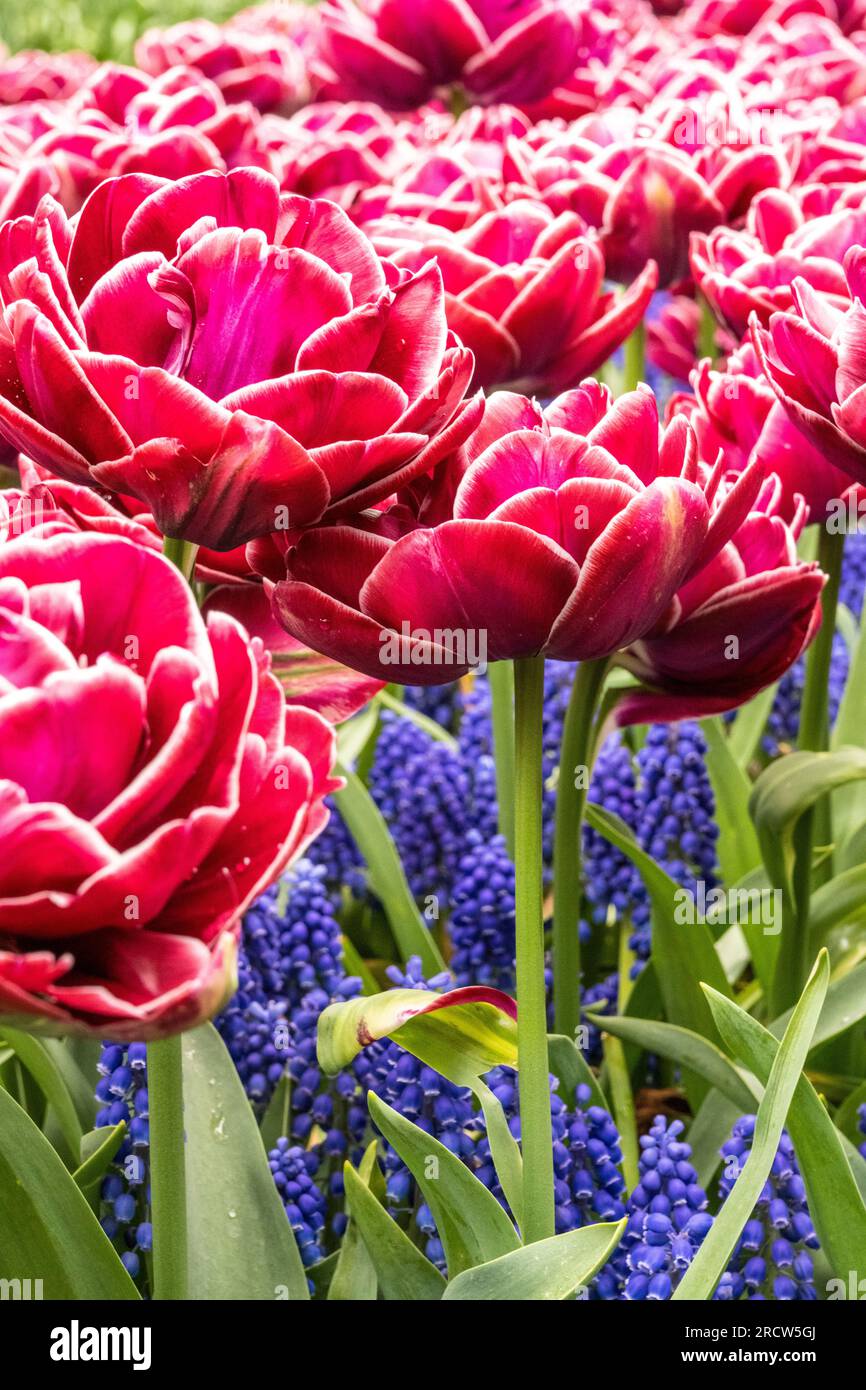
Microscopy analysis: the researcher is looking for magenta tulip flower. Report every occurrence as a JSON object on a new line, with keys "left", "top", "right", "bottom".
{"left": 0, "top": 169, "right": 479, "bottom": 550}
{"left": 135, "top": 18, "right": 308, "bottom": 113}
{"left": 616, "top": 474, "right": 826, "bottom": 723}
{"left": 751, "top": 248, "right": 866, "bottom": 486}
{"left": 669, "top": 343, "right": 861, "bottom": 520}
{"left": 272, "top": 383, "right": 762, "bottom": 684}
{"left": 0, "top": 531, "right": 339, "bottom": 1037}
{"left": 368, "top": 201, "right": 657, "bottom": 392}
{"left": 316, "top": 0, "right": 582, "bottom": 108}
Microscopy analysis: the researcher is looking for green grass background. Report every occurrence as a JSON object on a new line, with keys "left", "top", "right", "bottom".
{"left": 0, "top": 0, "right": 270, "bottom": 64}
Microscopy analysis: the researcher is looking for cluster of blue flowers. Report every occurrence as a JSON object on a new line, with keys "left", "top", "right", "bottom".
{"left": 215, "top": 859, "right": 359, "bottom": 1115}
{"left": 598, "top": 1116, "right": 712, "bottom": 1299}
{"left": 94, "top": 1042, "right": 152, "bottom": 1280}
{"left": 449, "top": 831, "right": 516, "bottom": 990}
{"left": 714, "top": 1117, "right": 818, "bottom": 1300}
{"left": 268, "top": 1139, "right": 329, "bottom": 1269}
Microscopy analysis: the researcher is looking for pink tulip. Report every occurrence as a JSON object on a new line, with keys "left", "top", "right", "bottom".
{"left": 316, "top": 0, "right": 582, "bottom": 108}
{"left": 669, "top": 342, "right": 862, "bottom": 519}
{"left": 0, "top": 169, "right": 479, "bottom": 550}
{"left": 0, "top": 48, "right": 96, "bottom": 104}
{"left": 751, "top": 248, "right": 866, "bottom": 486}
{"left": 135, "top": 18, "right": 308, "bottom": 114}
{"left": 368, "top": 200, "right": 657, "bottom": 391}
{"left": 272, "top": 383, "right": 762, "bottom": 683}
{"left": 0, "top": 531, "right": 339, "bottom": 1037}
{"left": 617, "top": 474, "right": 826, "bottom": 722}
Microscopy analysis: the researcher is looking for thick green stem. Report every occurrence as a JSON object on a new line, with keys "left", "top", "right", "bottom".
{"left": 513, "top": 656, "right": 554, "bottom": 1244}
{"left": 148, "top": 1034, "right": 188, "bottom": 1301}
{"left": 698, "top": 294, "right": 717, "bottom": 363}
{"left": 488, "top": 661, "right": 516, "bottom": 858}
{"left": 773, "top": 528, "right": 845, "bottom": 1013}
{"left": 162, "top": 535, "right": 199, "bottom": 583}
{"left": 622, "top": 319, "right": 646, "bottom": 394}
{"left": 552, "top": 659, "right": 610, "bottom": 1040}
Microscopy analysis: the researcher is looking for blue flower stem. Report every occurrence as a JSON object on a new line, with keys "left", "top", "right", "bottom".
{"left": 488, "top": 660, "right": 516, "bottom": 858}
{"left": 552, "top": 658, "right": 610, "bottom": 1040}
{"left": 781, "top": 527, "right": 845, "bottom": 1013}
{"left": 513, "top": 655, "right": 554, "bottom": 1244}
{"left": 162, "top": 536, "right": 199, "bottom": 584}
{"left": 622, "top": 319, "right": 646, "bottom": 393}
{"left": 147, "top": 1034, "right": 188, "bottom": 1301}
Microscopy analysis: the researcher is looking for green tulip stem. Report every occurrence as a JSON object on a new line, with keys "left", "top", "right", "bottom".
{"left": 513, "top": 655, "right": 555, "bottom": 1243}
{"left": 148, "top": 1034, "right": 188, "bottom": 1301}
{"left": 162, "top": 536, "right": 199, "bottom": 584}
{"left": 778, "top": 526, "right": 846, "bottom": 1013}
{"left": 552, "top": 658, "right": 610, "bottom": 1040}
{"left": 622, "top": 319, "right": 646, "bottom": 394}
{"left": 488, "top": 660, "right": 516, "bottom": 858}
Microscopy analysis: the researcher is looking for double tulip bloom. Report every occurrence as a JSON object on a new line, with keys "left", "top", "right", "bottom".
{"left": 0, "top": 530, "right": 338, "bottom": 1036}
{"left": 368, "top": 200, "right": 657, "bottom": 392}
{"left": 316, "top": 0, "right": 581, "bottom": 109}
{"left": 273, "top": 383, "right": 763, "bottom": 684}
{"left": 752, "top": 246, "right": 866, "bottom": 486}
{"left": 0, "top": 168, "right": 479, "bottom": 550}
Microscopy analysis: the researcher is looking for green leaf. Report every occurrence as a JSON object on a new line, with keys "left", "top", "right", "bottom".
{"left": 182, "top": 1023, "right": 309, "bottom": 1300}
{"left": 674, "top": 950, "right": 829, "bottom": 1299}
{"left": 0, "top": 1086, "right": 139, "bottom": 1300}
{"left": 771, "top": 960, "right": 866, "bottom": 1052}
{"left": 342, "top": 1159, "right": 445, "bottom": 1300}
{"left": 472, "top": 1079, "right": 523, "bottom": 1231}
{"left": 832, "top": 584, "right": 866, "bottom": 851}
{"left": 585, "top": 1014, "right": 757, "bottom": 1114}
{"left": 728, "top": 682, "right": 779, "bottom": 768}
{"left": 809, "top": 865, "right": 866, "bottom": 953}
{"left": 585, "top": 803, "right": 730, "bottom": 1107}
{"left": 707, "top": 973, "right": 866, "bottom": 1280}
{"left": 700, "top": 717, "right": 762, "bottom": 883}
{"left": 333, "top": 765, "right": 446, "bottom": 975}
{"left": 369, "top": 1092, "right": 520, "bottom": 1275}
{"left": 336, "top": 698, "right": 382, "bottom": 766}
{"left": 328, "top": 1143, "right": 380, "bottom": 1301}
{"left": 317, "top": 984, "right": 517, "bottom": 1082}
{"left": 73, "top": 1123, "right": 127, "bottom": 1211}
{"left": 258, "top": 1071, "right": 292, "bottom": 1152}
{"left": 750, "top": 748, "right": 866, "bottom": 901}
{"left": 0, "top": 1027, "right": 84, "bottom": 1165}
{"left": 548, "top": 1033, "right": 610, "bottom": 1113}
{"left": 442, "top": 1219, "right": 626, "bottom": 1301}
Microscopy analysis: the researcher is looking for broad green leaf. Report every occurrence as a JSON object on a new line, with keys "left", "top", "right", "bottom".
{"left": 750, "top": 748, "right": 866, "bottom": 900}
{"left": 328, "top": 1143, "right": 380, "bottom": 1301}
{"left": 336, "top": 699, "right": 381, "bottom": 766}
{"left": 548, "top": 1033, "right": 610, "bottom": 1113}
{"left": 317, "top": 984, "right": 517, "bottom": 1082}
{"left": 674, "top": 951, "right": 829, "bottom": 1299}
{"left": 585, "top": 1014, "right": 757, "bottom": 1114}
{"left": 258, "top": 1071, "right": 291, "bottom": 1152}
{"left": 700, "top": 717, "right": 762, "bottom": 883}
{"left": 0, "top": 1027, "right": 84, "bottom": 1165}
{"left": 73, "top": 1123, "right": 126, "bottom": 1211}
{"left": 728, "top": 682, "right": 779, "bottom": 768}
{"left": 333, "top": 765, "right": 446, "bottom": 975}
{"left": 771, "top": 960, "right": 866, "bottom": 1052}
{"left": 342, "top": 1159, "right": 445, "bottom": 1300}
{"left": 585, "top": 803, "right": 730, "bottom": 1107}
{"left": 442, "top": 1218, "right": 626, "bottom": 1301}
{"left": 708, "top": 975, "right": 866, "bottom": 1279}
{"left": 809, "top": 865, "right": 866, "bottom": 953}
{"left": 369, "top": 1093, "right": 520, "bottom": 1275}
{"left": 0, "top": 1087, "right": 139, "bottom": 1300}
{"left": 832, "top": 583, "right": 866, "bottom": 850}
{"left": 182, "top": 1024, "right": 309, "bottom": 1300}
{"left": 473, "top": 1079, "right": 523, "bottom": 1231}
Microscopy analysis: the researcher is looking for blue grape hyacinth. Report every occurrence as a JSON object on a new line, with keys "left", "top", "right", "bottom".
{"left": 714, "top": 1117, "right": 819, "bottom": 1300}
{"left": 94, "top": 1041, "right": 151, "bottom": 1280}
{"left": 449, "top": 830, "right": 516, "bottom": 990}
